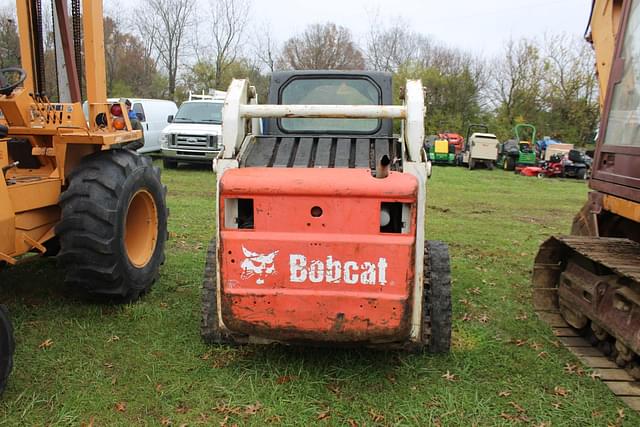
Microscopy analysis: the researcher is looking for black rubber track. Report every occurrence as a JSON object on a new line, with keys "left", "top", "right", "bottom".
{"left": 56, "top": 149, "right": 168, "bottom": 302}
{"left": 0, "top": 305, "right": 14, "bottom": 396}
{"left": 424, "top": 240, "right": 452, "bottom": 353}
{"left": 201, "top": 238, "right": 237, "bottom": 345}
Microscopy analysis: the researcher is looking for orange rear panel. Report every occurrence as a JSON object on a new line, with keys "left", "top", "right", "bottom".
{"left": 219, "top": 168, "right": 418, "bottom": 343}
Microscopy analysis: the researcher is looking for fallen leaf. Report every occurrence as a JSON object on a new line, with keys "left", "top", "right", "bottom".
{"left": 509, "top": 401, "right": 525, "bottom": 413}
{"left": 551, "top": 402, "right": 562, "bottom": 409}
{"left": 104, "top": 362, "right": 114, "bottom": 369}
{"left": 369, "top": 408, "right": 385, "bottom": 423}
{"left": 107, "top": 335, "right": 120, "bottom": 343}
{"left": 347, "top": 419, "right": 359, "bottom": 427}
{"left": 266, "top": 415, "right": 282, "bottom": 424}
{"left": 500, "top": 412, "right": 516, "bottom": 421}
{"left": 39, "top": 338, "right": 53, "bottom": 349}
{"left": 160, "top": 417, "right": 171, "bottom": 426}
{"left": 514, "top": 339, "right": 527, "bottom": 347}
{"left": 115, "top": 402, "right": 126, "bottom": 412}
{"left": 469, "top": 287, "right": 481, "bottom": 295}
{"left": 529, "top": 342, "right": 543, "bottom": 350}
{"left": 590, "top": 371, "right": 601, "bottom": 380}
{"left": 214, "top": 402, "right": 242, "bottom": 416}
{"left": 538, "top": 351, "right": 549, "bottom": 358}
{"left": 200, "top": 351, "right": 212, "bottom": 361}
{"left": 462, "top": 313, "right": 472, "bottom": 322}
{"left": 244, "top": 402, "right": 263, "bottom": 415}
{"left": 516, "top": 313, "right": 528, "bottom": 321}
{"left": 459, "top": 298, "right": 472, "bottom": 306}
{"left": 385, "top": 373, "right": 397, "bottom": 383}
{"left": 81, "top": 416, "right": 95, "bottom": 427}
{"left": 160, "top": 302, "right": 169, "bottom": 308}
{"left": 441, "top": 371, "right": 457, "bottom": 381}
{"left": 564, "top": 363, "right": 578, "bottom": 374}
{"left": 554, "top": 386, "right": 569, "bottom": 397}
{"left": 327, "top": 383, "right": 341, "bottom": 395}
{"left": 477, "top": 313, "right": 489, "bottom": 323}
{"left": 176, "top": 403, "right": 189, "bottom": 414}
{"left": 498, "top": 391, "right": 511, "bottom": 397}
{"left": 156, "top": 383, "right": 163, "bottom": 392}
{"left": 592, "top": 410, "right": 602, "bottom": 418}
{"left": 276, "top": 375, "right": 295, "bottom": 384}
{"left": 317, "top": 410, "right": 331, "bottom": 421}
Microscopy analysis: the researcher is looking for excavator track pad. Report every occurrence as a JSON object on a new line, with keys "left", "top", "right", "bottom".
{"left": 533, "top": 236, "right": 640, "bottom": 410}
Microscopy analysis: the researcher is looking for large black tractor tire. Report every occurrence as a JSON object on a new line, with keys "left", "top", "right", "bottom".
{"left": 423, "top": 240, "right": 452, "bottom": 353}
{"left": 56, "top": 149, "right": 168, "bottom": 302}
{"left": 576, "top": 167, "right": 587, "bottom": 180}
{"left": 468, "top": 158, "right": 475, "bottom": 170}
{"left": 201, "top": 238, "right": 239, "bottom": 345}
{"left": 0, "top": 305, "right": 14, "bottom": 396}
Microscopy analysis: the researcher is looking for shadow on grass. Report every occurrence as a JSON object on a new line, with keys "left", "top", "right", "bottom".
{"left": 0, "top": 258, "right": 130, "bottom": 317}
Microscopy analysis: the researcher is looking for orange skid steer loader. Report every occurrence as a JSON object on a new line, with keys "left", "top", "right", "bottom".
{"left": 201, "top": 71, "right": 452, "bottom": 350}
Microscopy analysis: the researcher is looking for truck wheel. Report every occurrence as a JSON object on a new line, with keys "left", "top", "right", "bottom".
{"left": 56, "top": 149, "right": 168, "bottom": 302}
{"left": 163, "top": 159, "right": 178, "bottom": 169}
{"left": 486, "top": 161, "right": 494, "bottom": 170}
{"left": 201, "top": 238, "right": 238, "bottom": 345}
{"left": 576, "top": 168, "right": 587, "bottom": 180}
{"left": 423, "top": 240, "right": 452, "bottom": 353}
{"left": 504, "top": 156, "right": 516, "bottom": 171}
{"left": 0, "top": 305, "right": 14, "bottom": 396}
{"left": 468, "top": 159, "right": 475, "bottom": 170}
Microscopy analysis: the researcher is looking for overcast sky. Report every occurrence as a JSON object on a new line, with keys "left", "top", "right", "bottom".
{"left": 249, "top": 0, "right": 591, "bottom": 56}
{"left": 1, "top": 0, "right": 592, "bottom": 58}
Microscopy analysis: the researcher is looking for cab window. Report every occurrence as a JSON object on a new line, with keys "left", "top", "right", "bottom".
{"left": 603, "top": 1, "right": 640, "bottom": 147}
{"left": 279, "top": 77, "right": 381, "bottom": 133}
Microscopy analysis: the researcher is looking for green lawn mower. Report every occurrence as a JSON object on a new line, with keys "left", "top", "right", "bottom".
{"left": 499, "top": 124, "right": 538, "bottom": 171}
{"left": 426, "top": 135, "right": 457, "bottom": 165}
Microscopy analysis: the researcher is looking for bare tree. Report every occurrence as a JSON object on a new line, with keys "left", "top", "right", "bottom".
{"left": 136, "top": 0, "right": 194, "bottom": 98}
{"left": 251, "top": 21, "right": 279, "bottom": 73}
{"left": 279, "top": 23, "right": 364, "bottom": 70}
{"left": 198, "top": 0, "right": 250, "bottom": 89}
{"left": 365, "top": 15, "right": 424, "bottom": 72}
{"left": 489, "top": 38, "right": 543, "bottom": 122}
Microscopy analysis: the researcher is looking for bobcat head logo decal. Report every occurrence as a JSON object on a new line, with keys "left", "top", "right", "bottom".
{"left": 240, "top": 246, "right": 279, "bottom": 285}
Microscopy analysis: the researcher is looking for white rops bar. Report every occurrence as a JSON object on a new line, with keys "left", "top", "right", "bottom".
{"left": 239, "top": 104, "right": 406, "bottom": 119}
{"left": 221, "top": 79, "right": 425, "bottom": 162}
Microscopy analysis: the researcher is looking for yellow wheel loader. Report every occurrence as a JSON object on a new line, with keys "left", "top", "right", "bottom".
{"left": 0, "top": 0, "right": 168, "bottom": 394}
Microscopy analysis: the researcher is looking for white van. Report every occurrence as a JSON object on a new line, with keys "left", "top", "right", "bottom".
{"left": 83, "top": 98, "right": 178, "bottom": 154}
{"left": 160, "top": 93, "right": 225, "bottom": 168}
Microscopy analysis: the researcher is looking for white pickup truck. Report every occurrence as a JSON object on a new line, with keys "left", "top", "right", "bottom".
{"left": 160, "top": 91, "right": 226, "bottom": 169}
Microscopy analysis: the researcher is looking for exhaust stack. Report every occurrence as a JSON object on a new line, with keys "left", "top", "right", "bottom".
{"left": 376, "top": 155, "right": 391, "bottom": 179}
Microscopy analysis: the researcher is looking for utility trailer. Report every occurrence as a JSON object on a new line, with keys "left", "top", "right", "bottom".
{"left": 201, "top": 71, "right": 452, "bottom": 350}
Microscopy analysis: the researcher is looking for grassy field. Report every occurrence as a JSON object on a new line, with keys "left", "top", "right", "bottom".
{"left": 0, "top": 162, "right": 636, "bottom": 426}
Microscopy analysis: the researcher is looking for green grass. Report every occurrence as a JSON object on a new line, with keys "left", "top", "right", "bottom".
{"left": 0, "top": 162, "right": 636, "bottom": 426}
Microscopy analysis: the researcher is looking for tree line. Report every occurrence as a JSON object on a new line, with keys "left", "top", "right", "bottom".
{"left": 0, "top": 0, "right": 599, "bottom": 146}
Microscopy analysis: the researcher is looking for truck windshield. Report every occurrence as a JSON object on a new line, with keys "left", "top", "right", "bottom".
{"left": 173, "top": 102, "right": 223, "bottom": 124}
{"left": 279, "top": 78, "right": 381, "bottom": 133}
{"left": 603, "top": 1, "right": 640, "bottom": 147}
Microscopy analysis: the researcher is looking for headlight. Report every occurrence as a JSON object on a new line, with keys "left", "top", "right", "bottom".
{"left": 160, "top": 133, "right": 168, "bottom": 147}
